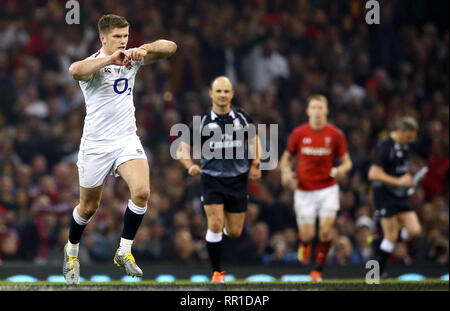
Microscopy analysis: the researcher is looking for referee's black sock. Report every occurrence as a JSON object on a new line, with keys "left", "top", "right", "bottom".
{"left": 206, "top": 230, "right": 223, "bottom": 272}
{"left": 377, "top": 239, "right": 394, "bottom": 275}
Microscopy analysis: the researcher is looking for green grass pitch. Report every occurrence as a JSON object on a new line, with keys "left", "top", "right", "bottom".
{"left": 0, "top": 279, "right": 448, "bottom": 291}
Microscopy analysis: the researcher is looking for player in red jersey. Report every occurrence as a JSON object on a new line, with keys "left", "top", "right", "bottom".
{"left": 280, "top": 95, "right": 352, "bottom": 281}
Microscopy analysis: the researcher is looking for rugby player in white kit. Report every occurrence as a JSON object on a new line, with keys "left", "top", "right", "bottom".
{"left": 63, "top": 14, "right": 177, "bottom": 284}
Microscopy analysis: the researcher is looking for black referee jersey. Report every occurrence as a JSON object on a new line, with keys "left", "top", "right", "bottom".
{"left": 372, "top": 136, "right": 413, "bottom": 217}
{"left": 186, "top": 106, "right": 256, "bottom": 178}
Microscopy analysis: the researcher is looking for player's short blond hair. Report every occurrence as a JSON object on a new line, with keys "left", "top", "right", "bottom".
{"left": 395, "top": 117, "right": 419, "bottom": 132}
{"left": 98, "top": 14, "right": 129, "bottom": 34}
{"left": 307, "top": 94, "right": 328, "bottom": 107}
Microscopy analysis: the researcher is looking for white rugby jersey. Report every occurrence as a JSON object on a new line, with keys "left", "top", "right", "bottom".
{"left": 78, "top": 48, "right": 144, "bottom": 144}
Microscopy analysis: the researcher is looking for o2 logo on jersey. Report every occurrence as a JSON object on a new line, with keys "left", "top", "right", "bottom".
{"left": 303, "top": 137, "right": 312, "bottom": 144}
{"left": 113, "top": 78, "right": 131, "bottom": 95}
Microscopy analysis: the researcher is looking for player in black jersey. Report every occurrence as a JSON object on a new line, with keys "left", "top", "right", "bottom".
{"left": 368, "top": 117, "right": 422, "bottom": 277}
{"left": 177, "top": 76, "right": 262, "bottom": 282}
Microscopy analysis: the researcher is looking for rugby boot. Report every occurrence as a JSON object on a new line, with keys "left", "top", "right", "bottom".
{"left": 63, "top": 243, "right": 80, "bottom": 285}
{"left": 212, "top": 271, "right": 225, "bottom": 283}
{"left": 310, "top": 270, "right": 323, "bottom": 282}
{"left": 114, "top": 250, "right": 143, "bottom": 277}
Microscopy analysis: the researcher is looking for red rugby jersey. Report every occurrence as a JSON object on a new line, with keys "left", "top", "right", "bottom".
{"left": 287, "top": 123, "right": 348, "bottom": 191}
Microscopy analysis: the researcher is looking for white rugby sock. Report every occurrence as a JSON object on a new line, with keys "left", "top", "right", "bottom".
{"left": 118, "top": 237, "right": 133, "bottom": 255}
{"left": 400, "top": 228, "right": 410, "bottom": 241}
{"left": 127, "top": 199, "right": 147, "bottom": 215}
{"left": 72, "top": 206, "right": 91, "bottom": 226}
{"left": 380, "top": 239, "right": 395, "bottom": 253}
{"left": 66, "top": 241, "right": 79, "bottom": 257}
{"left": 222, "top": 227, "right": 228, "bottom": 237}
{"left": 206, "top": 229, "right": 223, "bottom": 243}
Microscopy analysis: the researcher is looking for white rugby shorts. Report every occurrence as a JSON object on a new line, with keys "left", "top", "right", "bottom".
{"left": 294, "top": 184, "right": 340, "bottom": 225}
{"left": 77, "top": 134, "right": 147, "bottom": 188}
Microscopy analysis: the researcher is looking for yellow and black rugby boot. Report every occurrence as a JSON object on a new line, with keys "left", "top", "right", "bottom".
{"left": 114, "top": 250, "right": 143, "bottom": 277}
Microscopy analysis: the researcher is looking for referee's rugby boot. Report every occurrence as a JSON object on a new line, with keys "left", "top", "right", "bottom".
{"left": 212, "top": 271, "right": 225, "bottom": 283}
{"left": 114, "top": 250, "right": 143, "bottom": 277}
{"left": 63, "top": 243, "right": 80, "bottom": 285}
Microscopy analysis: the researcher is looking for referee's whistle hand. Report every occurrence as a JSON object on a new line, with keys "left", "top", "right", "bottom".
{"left": 188, "top": 164, "right": 202, "bottom": 176}
{"left": 398, "top": 173, "right": 413, "bottom": 187}
{"left": 249, "top": 167, "right": 262, "bottom": 180}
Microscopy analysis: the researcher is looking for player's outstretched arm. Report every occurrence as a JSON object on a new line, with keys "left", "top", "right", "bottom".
{"left": 177, "top": 141, "right": 201, "bottom": 176}
{"left": 69, "top": 50, "right": 130, "bottom": 81}
{"left": 138, "top": 40, "right": 177, "bottom": 65}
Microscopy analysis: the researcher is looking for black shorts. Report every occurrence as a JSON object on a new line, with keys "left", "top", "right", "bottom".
{"left": 201, "top": 173, "right": 249, "bottom": 213}
{"left": 373, "top": 188, "right": 412, "bottom": 218}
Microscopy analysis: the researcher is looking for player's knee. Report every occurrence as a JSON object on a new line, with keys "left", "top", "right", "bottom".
{"left": 319, "top": 229, "right": 333, "bottom": 242}
{"left": 131, "top": 187, "right": 150, "bottom": 205}
{"left": 300, "top": 232, "right": 315, "bottom": 243}
{"left": 208, "top": 220, "right": 223, "bottom": 233}
{"left": 385, "top": 232, "right": 398, "bottom": 243}
{"left": 79, "top": 201, "right": 99, "bottom": 219}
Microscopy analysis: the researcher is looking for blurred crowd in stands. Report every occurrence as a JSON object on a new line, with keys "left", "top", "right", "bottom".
{"left": 0, "top": 0, "right": 448, "bottom": 269}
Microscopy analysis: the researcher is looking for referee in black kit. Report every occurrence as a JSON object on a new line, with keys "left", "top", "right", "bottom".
{"left": 177, "top": 76, "right": 262, "bottom": 282}
{"left": 368, "top": 117, "right": 422, "bottom": 277}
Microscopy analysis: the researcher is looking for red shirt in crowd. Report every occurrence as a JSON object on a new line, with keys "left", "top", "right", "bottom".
{"left": 287, "top": 123, "right": 348, "bottom": 191}
{"left": 423, "top": 154, "right": 449, "bottom": 200}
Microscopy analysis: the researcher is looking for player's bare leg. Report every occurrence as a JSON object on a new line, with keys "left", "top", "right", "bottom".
{"left": 377, "top": 216, "right": 400, "bottom": 277}
{"left": 397, "top": 211, "right": 422, "bottom": 258}
{"left": 310, "top": 217, "right": 335, "bottom": 281}
{"left": 64, "top": 182, "right": 105, "bottom": 284}
{"left": 223, "top": 211, "right": 246, "bottom": 239}
{"left": 204, "top": 204, "right": 226, "bottom": 282}
{"left": 397, "top": 211, "right": 422, "bottom": 241}
{"left": 298, "top": 223, "right": 315, "bottom": 265}
{"left": 114, "top": 159, "right": 150, "bottom": 277}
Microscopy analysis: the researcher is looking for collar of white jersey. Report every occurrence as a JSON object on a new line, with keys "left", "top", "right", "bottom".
{"left": 94, "top": 48, "right": 108, "bottom": 58}
{"left": 211, "top": 109, "right": 235, "bottom": 120}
